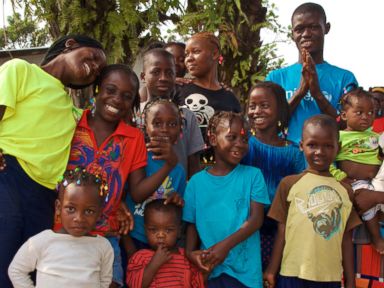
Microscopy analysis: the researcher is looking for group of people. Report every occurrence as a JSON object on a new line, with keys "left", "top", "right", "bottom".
{"left": 1, "top": 2, "right": 384, "bottom": 288}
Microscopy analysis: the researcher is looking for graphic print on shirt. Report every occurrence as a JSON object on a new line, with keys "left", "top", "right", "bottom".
{"left": 344, "top": 135, "right": 378, "bottom": 154}
{"left": 286, "top": 90, "right": 332, "bottom": 103}
{"left": 134, "top": 176, "right": 176, "bottom": 217}
{"left": 183, "top": 93, "right": 214, "bottom": 127}
{"left": 295, "top": 185, "right": 342, "bottom": 240}
{"left": 69, "top": 132, "right": 125, "bottom": 232}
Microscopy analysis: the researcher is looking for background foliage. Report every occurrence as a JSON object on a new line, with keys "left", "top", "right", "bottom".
{"left": 3, "top": 0, "right": 287, "bottom": 103}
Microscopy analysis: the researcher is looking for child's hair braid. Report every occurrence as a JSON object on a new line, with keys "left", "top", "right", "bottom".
{"left": 339, "top": 87, "right": 374, "bottom": 111}
{"left": 57, "top": 167, "right": 109, "bottom": 199}
{"left": 207, "top": 111, "right": 249, "bottom": 138}
{"left": 143, "top": 98, "right": 184, "bottom": 130}
{"left": 248, "top": 82, "right": 290, "bottom": 137}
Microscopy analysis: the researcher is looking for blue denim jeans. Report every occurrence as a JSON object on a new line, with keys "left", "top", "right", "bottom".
{"left": 0, "top": 155, "right": 55, "bottom": 288}
{"left": 107, "top": 236, "right": 124, "bottom": 287}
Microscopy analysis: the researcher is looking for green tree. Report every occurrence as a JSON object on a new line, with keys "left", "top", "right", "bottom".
{"left": 11, "top": 0, "right": 286, "bottom": 104}
{"left": 12, "top": 0, "right": 184, "bottom": 64}
{"left": 0, "top": 12, "right": 50, "bottom": 49}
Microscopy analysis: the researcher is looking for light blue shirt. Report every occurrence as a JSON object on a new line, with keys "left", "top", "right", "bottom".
{"left": 183, "top": 164, "right": 269, "bottom": 288}
{"left": 127, "top": 151, "right": 186, "bottom": 243}
{"left": 266, "top": 62, "right": 358, "bottom": 144}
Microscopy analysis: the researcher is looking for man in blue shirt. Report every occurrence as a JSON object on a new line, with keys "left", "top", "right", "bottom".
{"left": 266, "top": 2, "right": 358, "bottom": 143}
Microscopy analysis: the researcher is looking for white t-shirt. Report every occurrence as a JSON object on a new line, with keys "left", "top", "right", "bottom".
{"left": 8, "top": 230, "right": 113, "bottom": 288}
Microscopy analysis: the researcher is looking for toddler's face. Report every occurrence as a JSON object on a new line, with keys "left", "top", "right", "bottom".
{"left": 341, "top": 96, "right": 375, "bottom": 131}
{"left": 145, "top": 210, "right": 179, "bottom": 250}
{"left": 56, "top": 184, "right": 102, "bottom": 237}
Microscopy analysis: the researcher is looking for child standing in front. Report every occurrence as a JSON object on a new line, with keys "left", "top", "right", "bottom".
{"left": 264, "top": 115, "right": 361, "bottom": 288}
{"left": 67, "top": 64, "right": 178, "bottom": 287}
{"left": 8, "top": 168, "right": 114, "bottom": 288}
{"left": 127, "top": 199, "right": 204, "bottom": 287}
{"left": 242, "top": 82, "right": 306, "bottom": 269}
{"left": 183, "top": 111, "right": 270, "bottom": 287}
{"left": 126, "top": 98, "right": 185, "bottom": 251}
{"left": 180, "top": 32, "right": 241, "bottom": 165}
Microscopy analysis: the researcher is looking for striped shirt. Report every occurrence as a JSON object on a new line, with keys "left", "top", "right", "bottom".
{"left": 126, "top": 248, "right": 205, "bottom": 287}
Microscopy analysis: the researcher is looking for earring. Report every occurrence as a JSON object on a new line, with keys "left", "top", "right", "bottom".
{"left": 277, "top": 121, "right": 282, "bottom": 127}
{"left": 90, "top": 97, "right": 96, "bottom": 117}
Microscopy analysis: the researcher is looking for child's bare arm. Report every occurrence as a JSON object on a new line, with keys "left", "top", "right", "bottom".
{"left": 205, "top": 201, "right": 264, "bottom": 268}
{"left": 264, "top": 222, "right": 286, "bottom": 288}
{"left": 355, "top": 188, "right": 384, "bottom": 213}
{"left": 342, "top": 229, "right": 356, "bottom": 288}
{"left": 185, "top": 223, "right": 210, "bottom": 272}
{"left": 121, "top": 234, "right": 137, "bottom": 260}
{"left": 142, "top": 246, "right": 172, "bottom": 288}
{"left": 128, "top": 138, "right": 178, "bottom": 203}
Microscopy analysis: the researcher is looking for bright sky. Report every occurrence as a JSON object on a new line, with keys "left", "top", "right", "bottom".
{"left": 263, "top": 0, "right": 384, "bottom": 89}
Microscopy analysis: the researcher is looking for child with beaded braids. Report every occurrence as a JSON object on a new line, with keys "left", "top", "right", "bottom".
{"left": 64, "top": 64, "right": 179, "bottom": 287}
{"left": 241, "top": 82, "right": 306, "bottom": 270}
{"left": 8, "top": 168, "right": 114, "bottom": 288}
{"left": 183, "top": 111, "right": 269, "bottom": 287}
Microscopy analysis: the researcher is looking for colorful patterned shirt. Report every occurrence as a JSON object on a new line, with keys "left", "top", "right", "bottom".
{"left": 67, "top": 110, "right": 147, "bottom": 235}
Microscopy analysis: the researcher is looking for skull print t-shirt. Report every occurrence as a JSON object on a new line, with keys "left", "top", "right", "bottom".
{"left": 268, "top": 170, "right": 361, "bottom": 282}
{"left": 178, "top": 83, "right": 241, "bottom": 164}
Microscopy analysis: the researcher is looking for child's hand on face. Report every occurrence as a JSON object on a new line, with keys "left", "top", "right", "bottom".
{"left": 0, "top": 149, "right": 6, "bottom": 171}
{"left": 146, "top": 136, "right": 178, "bottom": 168}
{"left": 151, "top": 245, "right": 172, "bottom": 268}
{"left": 164, "top": 193, "right": 184, "bottom": 207}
